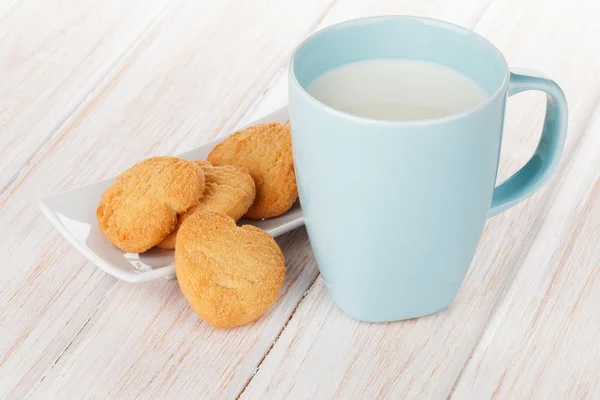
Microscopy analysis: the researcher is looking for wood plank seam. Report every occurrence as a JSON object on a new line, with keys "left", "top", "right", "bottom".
{"left": 449, "top": 109, "right": 600, "bottom": 397}
{"left": 8, "top": 1, "right": 342, "bottom": 395}
{"left": 233, "top": 3, "right": 600, "bottom": 395}
{"left": 235, "top": 271, "right": 320, "bottom": 400}
{"left": 164, "top": 0, "right": 341, "bottom": 156}
{"left": 238, "top": 65, "right": 287, "bottom": 121}
{"left": 448, "top": 82, "right": 600, "bottom": 400}
{"left": 233, "top": 3, "right": 522, "bottom": 396}
{"left": 0, "top": 0, "right": 340, "bottom": 208}
{"left": 0, "top": 1, "right": 170, "bottom": 206}
{"left": 228, "top": 2, "right": 424, "bottom": 396}
{"left": 23, "top": 276, "right": 119, "bottom": 399}
{"left": 15, "top": 1, "right": 599, "bottom": 396}
{"left": 466, "top": 0, "right": 496, "bottom": 29}
{"left": 179, "top": 3, "right": 343, "bottom": 395}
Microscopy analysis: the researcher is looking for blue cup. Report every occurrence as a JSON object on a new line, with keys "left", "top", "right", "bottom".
{"left": 288, "top": 16, "right": 567, "bottom": 322}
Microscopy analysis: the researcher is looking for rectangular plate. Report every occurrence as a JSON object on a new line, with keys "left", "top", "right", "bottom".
{"left": 40, "top": 106, "right": 303, "bottom": 283}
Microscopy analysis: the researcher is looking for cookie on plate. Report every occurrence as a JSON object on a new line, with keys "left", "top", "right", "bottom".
{"left": 207, "top": 121, "right": 297, "bottom": 219}
{"left": 96, "top": 156, "right": 205, "bottom": 253}
{"left": 175, "top": 211, "right": 285, "bottom": 328}
{"left": 157, "top": 160, "right": 255, "bottom": 249}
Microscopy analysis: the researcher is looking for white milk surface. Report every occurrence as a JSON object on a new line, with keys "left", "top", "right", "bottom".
{"left": 307, "top": 59, "right": 489, "bottom": 121}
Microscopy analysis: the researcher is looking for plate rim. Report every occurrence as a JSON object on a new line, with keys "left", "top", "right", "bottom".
{"left": 40, "top": 105, "right": 301, "bottom": 283}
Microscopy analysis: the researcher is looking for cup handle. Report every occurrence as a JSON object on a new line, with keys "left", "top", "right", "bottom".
{"left": 488, "top": 68, "right": 568, "bottom": 217}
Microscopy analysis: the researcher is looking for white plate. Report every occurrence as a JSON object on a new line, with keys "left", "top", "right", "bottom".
{"left": 40, "top": 106, "right": 304, "bottom": 283}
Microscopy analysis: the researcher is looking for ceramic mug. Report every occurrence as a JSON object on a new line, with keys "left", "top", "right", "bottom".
{"left": 288, "top": 16, "right": 567, "bottom": 322}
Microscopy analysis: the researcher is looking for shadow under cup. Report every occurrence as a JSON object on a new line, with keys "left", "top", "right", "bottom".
{"left": 289, "top": 16, "right": 510, "bottom": 322}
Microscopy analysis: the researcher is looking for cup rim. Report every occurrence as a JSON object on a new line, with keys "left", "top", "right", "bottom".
{"left": 289, "top": 15, "right": 510, "bottom": 126}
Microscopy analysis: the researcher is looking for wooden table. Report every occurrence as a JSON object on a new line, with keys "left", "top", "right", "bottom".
{"left": 2, "top": 0, "right": 600, "bottom": 398}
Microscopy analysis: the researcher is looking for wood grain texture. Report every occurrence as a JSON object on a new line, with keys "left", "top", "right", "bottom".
{"left": 31, "top": 230, "right": 318, "bottom": 399}
{"left": 3, "top": 0, "right": 600, "bottom": 397}
{"left": 451, "top": 109, "right": 600, "bottom": 399}
{"left": 0, "top": 0, "right": 168, "bottom": 195}
{"left": 237, "top": 0, "right": 499, "bottom": 127}
{"left": 0, "top": 0, "right": 335, "bottom": 398}
{"left": 241, "top": 0, "right": 600, "bottom": 398}
{"left": 0, "top": 2, "right": 169, "bottom": 398}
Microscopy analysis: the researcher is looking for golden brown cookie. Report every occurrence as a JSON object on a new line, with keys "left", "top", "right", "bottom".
{"left": 207, "top": 122, "right": 297, "bottom": 219}
{"left": 157, "top": 160, "right": 256, "bottom": 249}
{"left": 97, "top": 156, "right": 205, "bottom": 253}
{"left": 175, "top": 211, "right": 285, "bottom": 328}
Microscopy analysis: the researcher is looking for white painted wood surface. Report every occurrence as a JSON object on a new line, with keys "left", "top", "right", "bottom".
{"left": 1, "top": 0, "right": 599, "bottom": 398}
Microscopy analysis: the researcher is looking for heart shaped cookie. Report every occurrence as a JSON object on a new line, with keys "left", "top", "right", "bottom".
{"left": 207, "top": 121, "right": 298, "bottom": 219}
{"left": 157, "top": 160, "right": 256, "bottom": 249}
{"left": 96, "top": 156, "right": 205, "bottom": 253}
{"left": 175, "top": 211, "right": 285, "bottom": 328}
